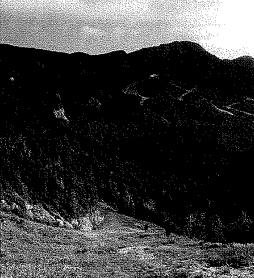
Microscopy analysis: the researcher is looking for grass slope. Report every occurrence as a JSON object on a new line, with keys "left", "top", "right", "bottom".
{"left": 1, "top": 211, "right": 254, "bottom": 277}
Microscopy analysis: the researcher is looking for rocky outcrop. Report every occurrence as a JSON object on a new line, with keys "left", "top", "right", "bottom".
{"left": 91, "top": 209, "right": 105, "bottom": 228}
{"left": 64, "top": 221, "right": 74, "bottom": 229}
{"left": 56, "top": 218, "right": 64, "bottom": 227}
{"left": 70, "top": 219, "right": 79, "bottom": 229}
{"left": 0, "top": 199, "right": 11, "bottom": 212}
{"left": 0, "top": 196, "right": 55, "bottom": 224}
{"left": 31, "top": 204, "right": 56, "bottom": 225}
{"left": 78, "top": 216, "right": 93, "bottom": 231}
{"left": 0, "top": 192, "right": 105, "bottom": 231}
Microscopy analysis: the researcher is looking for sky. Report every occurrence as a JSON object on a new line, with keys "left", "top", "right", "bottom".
{"left": 0, "top": 0, "right": 253, "bottom": 59}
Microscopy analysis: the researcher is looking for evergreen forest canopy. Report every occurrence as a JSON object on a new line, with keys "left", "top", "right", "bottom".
{"left": 1, "top": 41, "right": 254, "bottom": 243}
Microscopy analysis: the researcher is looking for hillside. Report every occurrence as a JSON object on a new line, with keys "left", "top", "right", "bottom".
{"left": 1, "top": 41, "right": 254, "bottom": 245}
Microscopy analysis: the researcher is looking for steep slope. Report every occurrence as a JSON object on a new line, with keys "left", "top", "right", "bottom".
{"left": 1, "top": 41, "right": 254, "bottom": 244}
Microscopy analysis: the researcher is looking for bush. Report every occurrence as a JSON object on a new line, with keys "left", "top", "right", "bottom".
{"left": 236, "top": 211, "right": 253, "bottom": 244}
{"left": 183, "top": 211, "right": 206, "bottom": 240}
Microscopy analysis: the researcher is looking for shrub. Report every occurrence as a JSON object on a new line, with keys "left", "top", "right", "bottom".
{"left": 183, "top": 211, "right": 206, "bottom": 240}
{"left": 236, "top": 211, "right": 253, "bottom": 244}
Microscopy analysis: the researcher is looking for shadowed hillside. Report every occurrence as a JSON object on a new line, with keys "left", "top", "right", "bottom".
{"left": 1, "top": 41, "right": 254, "bottom": 246}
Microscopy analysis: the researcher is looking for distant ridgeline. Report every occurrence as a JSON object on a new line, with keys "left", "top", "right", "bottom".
{"left": 0, "top": 41, "right": 254, "bottom": 243}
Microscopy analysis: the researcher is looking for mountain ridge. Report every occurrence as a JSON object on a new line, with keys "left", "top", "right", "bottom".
{"left": 1, "top": 40, "right": 254, "bottom": 244}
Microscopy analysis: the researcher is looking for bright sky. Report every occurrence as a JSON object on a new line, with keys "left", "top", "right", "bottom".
{"left": 0, "top": 0, "right": 253, "bottom": 59}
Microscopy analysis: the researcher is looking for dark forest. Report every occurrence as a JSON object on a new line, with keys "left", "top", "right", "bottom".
{"left": 1, "top": 41, "right": 254, "bottom": 244}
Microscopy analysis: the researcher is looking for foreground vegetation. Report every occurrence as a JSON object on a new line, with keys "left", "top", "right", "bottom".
{"left": 1, "top": 211, "right": 254, "bottom": 278}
